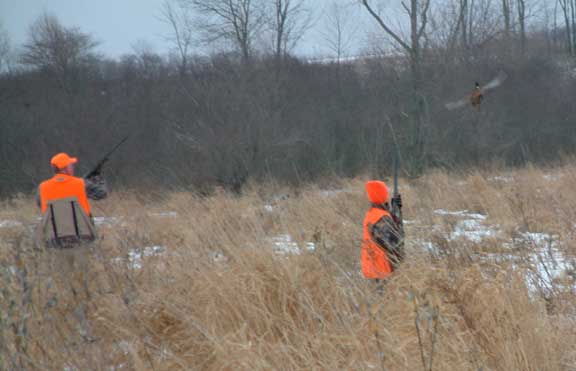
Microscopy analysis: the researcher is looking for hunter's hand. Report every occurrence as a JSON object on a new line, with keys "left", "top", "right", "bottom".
{"left": 391, "top": 194, "right": 402, "bottom": 209}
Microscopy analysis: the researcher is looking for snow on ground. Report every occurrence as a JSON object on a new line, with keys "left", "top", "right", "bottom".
{"left": 318, "top": 189, "right": 351, "bottom": 198}
{"left": 427, "top": 209, "right": 574, "bottom": 293}
{"left": 434, "top": 209, "right": 486, "bottom": 220}
{"left": 263, "top": 204, "right": 275, "bottom": 212}
{"left": 450, "top": 218, "right": 498, "bottom": 243}
{"left": 489, "top": 175, "right": 514, "bottom": 183}
{"left": 94, "top": 211, "right": 178, "bottom": 227}
{"left": 434, "top": 209, "right": 496, "bottom": 243}
{"left": 94, "top": 216, "right": 123, "bottom": 226}
{"left": 0, "top": 219, "right": 22, "bottom": 228}
{"left": 114, "top": 245, "right": 167, "bottom": 270}
{"left": 517, "top": 232, "right": 573, "bottom": 292}
{"left": 148, "top": 211, "right": 178, "bottom": 218}
{"left": 271, "top": 234, "right": 316, "bottom": 255}
{"left": 543, "top": 173, "right": 565, "bottom": 181}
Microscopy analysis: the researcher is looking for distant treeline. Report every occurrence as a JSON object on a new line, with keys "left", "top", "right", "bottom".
{"left": 1, "top": 12, "right": 576, "bottom": 196}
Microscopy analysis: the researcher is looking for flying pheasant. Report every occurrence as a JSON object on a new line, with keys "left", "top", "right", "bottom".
{"left": 445, "top": 71, "right": 507, "bottom": 110}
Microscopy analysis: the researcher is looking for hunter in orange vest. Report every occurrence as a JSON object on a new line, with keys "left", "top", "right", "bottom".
{"left": 36, "top": 153, "right": 108, "bottom": 247}
{"left": 38, "top": 153, "right": 108, "bottom": 215}
{"left": 362, "top": 180, "right": 404, "bottom": 279}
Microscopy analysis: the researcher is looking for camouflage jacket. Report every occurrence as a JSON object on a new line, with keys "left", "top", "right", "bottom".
{"left": 369, "top": 207, "right": 405, "bottom": 270}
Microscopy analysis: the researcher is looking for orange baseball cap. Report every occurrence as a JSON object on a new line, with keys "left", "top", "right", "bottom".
{"left": 50, "top": 152, "right": 78, "bottom": 169}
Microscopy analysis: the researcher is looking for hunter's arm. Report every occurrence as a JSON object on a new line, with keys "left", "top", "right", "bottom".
{"left": 84, "top": 176, "right": 108, "bottom": 200}
{"left": 370, "top": 215, "right": 405, "bottom": 268}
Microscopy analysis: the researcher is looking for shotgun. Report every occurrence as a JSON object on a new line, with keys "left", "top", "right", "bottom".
{"left": 84, "top": 135, "right": 130, "bottom": 179}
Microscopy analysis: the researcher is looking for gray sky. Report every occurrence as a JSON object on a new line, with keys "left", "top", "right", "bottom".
{"left": 2, "top": 0, "right": 189, "bottom": 57}
{"left": 0, "top": 0, "right": 373, "bottom": 59}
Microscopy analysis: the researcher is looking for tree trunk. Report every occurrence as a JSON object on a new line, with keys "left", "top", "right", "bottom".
{"left": 517, "top": 0, "right": 526, "bottom": 54}
{"left": 502, "top": 0, "right": 511, "bottom": 43}
{"left": 559, "top": 0, "right": 572, "bottom": 53}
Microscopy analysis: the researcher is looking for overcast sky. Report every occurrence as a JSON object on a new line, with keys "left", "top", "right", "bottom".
{"left": 0, "top": 0, "right": 378, "bottom": 59}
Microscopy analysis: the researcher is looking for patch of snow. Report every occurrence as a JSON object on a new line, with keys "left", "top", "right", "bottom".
{"left": 113, "top": 245, "right": 167, "bottom": 269}
{"left": 412, "top": 240, "right": 436, "bottom": 252}
{"left": 433, "top": 209, "right": 495, "bottom": 242}
{"left": 490, "top": 175, "right": 514, "bottom": 183}
{"left": 319, "top": 189, "right": 349, "bottom": 198}
{"left": 305, "top": 242, "right": 316, "bottom": 250}
{"left": 273, "top": 194, "right": 291, "bottom": 202}
{"left": 263, "top": 204, "right": 275, "bottom": 212}
{"left": 416, "top": 208, "right": 573, "bottom": 296}
{"left": 513, "top": 232, "right": 573, "bottom": 292}
{"left": 271, "top": 234, "right": 315, "bottom": 255}
{"left": 543, "top": 173, "right": 564, "bottom": 181}
{"left": 148, "top": 211, "right": 178, "bottom": 218}
{"left": 272, "top": 234, "right": 300, "bottom": 254}
{"left": 0, "top": 219, "right": 22, "bottom": 228}
{"left": 450, "top": 219, "right": 498, "bottom": 243}
{"left": 108, "top": 364, "right": 127, "bottom": 371}
{"left": 434, "top": 209, "right": 486, "bottom": 220}
{"left": 521, "top": 232, "right": 556, "bottom": 246}
{"left": 210, "top": 251, "right": 227, "bottom": 262}
{"left": 93, "top": 216, "right": 123, "bottom": 226}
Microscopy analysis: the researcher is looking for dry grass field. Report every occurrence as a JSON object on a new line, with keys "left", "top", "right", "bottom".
{"left": 1, "top": 165, "right": 575, "bottom": 370}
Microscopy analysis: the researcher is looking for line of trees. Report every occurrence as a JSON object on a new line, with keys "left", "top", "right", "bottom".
{"left": 1, "top": 0, "right": 576, "bottom": 196}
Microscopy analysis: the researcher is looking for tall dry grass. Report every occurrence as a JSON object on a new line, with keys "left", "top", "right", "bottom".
{"left": 1, "top": 165, "right": 575, "bottom": 370}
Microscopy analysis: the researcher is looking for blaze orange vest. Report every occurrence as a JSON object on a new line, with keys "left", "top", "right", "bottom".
{"left": 362, "top": 207, "right": 393, "bottom": 279}
{"left": 39, "top": 174, "right": 91, "bottom": 215}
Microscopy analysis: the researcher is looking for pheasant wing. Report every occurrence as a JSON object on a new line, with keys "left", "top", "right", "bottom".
{"left": 482, "top": 71, "right": 507, "bottom": 92}
{"left": 445, "top": 97, "right": 468, "bottom": 110}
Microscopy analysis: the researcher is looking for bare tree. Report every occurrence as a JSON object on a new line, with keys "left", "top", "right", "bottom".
{"left": 502, "top": 0, "right": 513, "bottom": 41}
{"left": 459, "top": 0, "right": 470, "bottom": 51}
{"left": 361, "top": 0, "right": 430, "bottom": 90}
{"left": 361, "top": 0, "right": 431, "bottom": 174}
{"left": 558, "top": 0, "right": 574, "bottom": 53}
{"left": 321, "top": 2, "right": 358, "bottom": 63}
{"left": 20, "top": 14, "right": 98, "bottom": 75}
{"left": 268, "top": 0, "right": 313, "bottom": 60}
{"left": 432, "top": 0, "right": 472, "bottom": 59}
{"left": 183, "top": 0, "right": 267, "bottom": 62}
{"left": 131, "top": 41, "right": 166, "bottom": 80}
{"left": 517, "top": 0, "right": 527, "bottom": 52}
{"left": 160, "top": 0, "right": 196, "bottom": 76}
{"left": 458, "top": 0, "right": 501, "bottom": 54}
{"left": 572, "top": 0, "right": 576, "bottom": 53}
{"left": 0, "top": 22, "right": 10, "bottom": 73}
